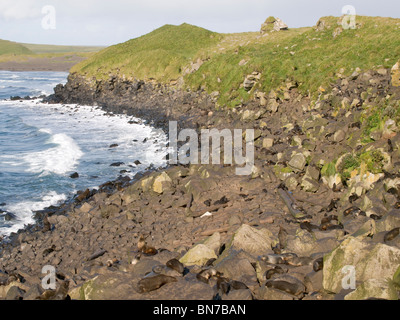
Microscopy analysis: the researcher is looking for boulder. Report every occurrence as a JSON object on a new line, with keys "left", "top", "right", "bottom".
{"left": 260, "top": 16, "right": 288, "bottom": 33}
{"left": 260, "top": 16, "right": 277, "bottom": 33}
{"left": 288, "top": 153, "right": 307, "bottom": 172}
{"left": 215, "top": 256, "right": 258, "bottom": 285}
{"left": 344, "top": 279, "right": 399, "bottom": 300}
{"left": 200, "top": 232, "right": 221, "bottom": 254}
{"left": 217, "top": 224, "right": 275, "bottom": 262}
{"left": 79, "top": 273, "right": 142, "bottom": 300}
{"left": 153, "top": 172, "right": 173, "bottom": 194}
{"left": 179, "top": 244, "right": 217, "bottom": 267}
{"left": 323, "top": 236, "right": 400, "bottom": 293}
{"left": 391, "top": 60, "right": 400, "bottom": 87}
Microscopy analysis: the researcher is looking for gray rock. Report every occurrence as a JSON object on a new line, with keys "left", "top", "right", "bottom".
{"left": 288, "top": 153, "right": 307, "bottom": 172}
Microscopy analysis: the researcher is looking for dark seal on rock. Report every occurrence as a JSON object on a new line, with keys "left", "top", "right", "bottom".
{"left": 137, "top": 274, "right": 177, "bottom": 293}
{"left": 166, "top": 259, "right": 184, "bottom": 274}
{"left": 313, "top": 257, "right": 324, "bottom": 272}
{"left": 384, "top": 227, "right": 400, "bottom": 243}
{"left": 265, "top": 280, "right": 304, "bottom": 296}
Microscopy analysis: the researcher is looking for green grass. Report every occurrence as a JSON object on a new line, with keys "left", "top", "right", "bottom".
{"left": 71, "top": 16, "right": 400, "bottom": 107}
{"left": 71, "top": 23, "right": 223, "bottom": 81}
{"left": 20, "top": 43, "right": 105, "bottom": 54}
{"left": 0, "top": 40, "right": 33, "bottom": 55}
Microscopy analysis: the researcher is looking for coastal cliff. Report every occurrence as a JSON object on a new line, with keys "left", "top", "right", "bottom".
{"left": 1, "top": 15, "right": 400, "bottom": 300}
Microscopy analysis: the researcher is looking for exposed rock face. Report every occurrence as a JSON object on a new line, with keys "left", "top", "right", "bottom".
{"left": 392, "top": 61, "right": 400, "bottom": 87}
{"left": 2, "top": 63, "right": 400, "bottom": 300}
{"left": 260, "top": 16, "right": 288, "bottom": 34}
{"left": 46, "top": 73, "right": 215, "bottom": 132}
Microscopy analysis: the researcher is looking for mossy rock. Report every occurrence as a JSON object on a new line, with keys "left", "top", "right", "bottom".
{"left": 323, "top": 237, "right": 400, "bottom": 293}
{"left": 344, "top": 279, "right": 399, "bottom": 300}
{"left": 179, "top": 244, "right": 217, "bottom": 266}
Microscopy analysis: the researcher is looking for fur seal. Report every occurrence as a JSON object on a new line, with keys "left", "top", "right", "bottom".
{"left": 137, "top": 234, "right": 158, "bottom": 256}
{"left": 343, "top": 207, "right": 365, "bottom": 217}
{"left": 166, "top": 259, "right": 185, "bottom": 274}
{"left": 230, "top": 280, "right": 248, "bottom": 290}
{"left": 36, "top": 280, "right": 70, "bottom": 300}
{"left": 137, "top": 274, "right": 177, "bottom": 293}
{"left": 196, "top": 268, "right": 221, "bottom": 284}
{"left": 287, "top": 256, "right": 313, "bottom": 267}
{"left": 265, "top": 266, "right": 285, "bottom": 280}
{"left": 278, "top": 226, "right": 288, "bottom": 250}
{"left": 216, "top": 276, "right": 231, "bottom": 295}
{"left": 265, "top": 280, "right": 304, "bottom": 296}
{"left": 370, "top": 214, "right": 382, "bottom": 221}
{"left": 106, "top": 258, "right": 119, "bottom": 268}
{"left": 313, "top": 257, "right": 324, "bottom": 272}
{"left": 42, "top": 214, "right": 51, "bottom": 232}
{"left": 261, "top": 254, "right": 284, "bottom": 265}
{"left": 300, "top": 222, "right": 319, "bottom": 233}
{"left": 131, "top": 253, "right": 141, "bottom": 266}
{"left": 384, "top": 227, "right": 400, "bottom": 243}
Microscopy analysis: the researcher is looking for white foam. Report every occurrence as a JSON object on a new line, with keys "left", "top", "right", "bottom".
{"left": 24, "top": 133, "right": 84, "bottom": 175}
{"left": 1, "top": 191, "right": 67, "bottom": 236}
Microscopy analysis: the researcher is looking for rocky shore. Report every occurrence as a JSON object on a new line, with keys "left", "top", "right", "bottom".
{"left": 1, "top": 62, "right": 400, "bottom": 300}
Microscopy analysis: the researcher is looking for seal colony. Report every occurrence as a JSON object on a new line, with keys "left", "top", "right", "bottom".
{"left": 0, "top": 17, "right": 400, "bottom": 300}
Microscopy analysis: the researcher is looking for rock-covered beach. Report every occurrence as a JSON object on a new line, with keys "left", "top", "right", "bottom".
{"left": 0, "top": 16, "right": 400, "bottom": 300}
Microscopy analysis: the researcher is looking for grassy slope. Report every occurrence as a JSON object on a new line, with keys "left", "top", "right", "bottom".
{"left": 71, "top": 23, "right": 223, "bottom": 81}
{"left": 71, "top": 16, "right": 400, "bottom": 107}
{"left": 0, "top": 40, "right": 33, "bottom": 55}
{"left": 20, "top": 43, "right": 105, "bottom": 54}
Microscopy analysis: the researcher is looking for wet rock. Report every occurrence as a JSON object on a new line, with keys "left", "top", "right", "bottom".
{"left": 110, "top": 162, "right": 124, "bottom": 167}
{"left": 70, "top": 172, "right": 79, "bottom": 179}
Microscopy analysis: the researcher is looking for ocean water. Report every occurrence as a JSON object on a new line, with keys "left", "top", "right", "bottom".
{"left": 0, "top": 71, "right": 168, "bottom": 236}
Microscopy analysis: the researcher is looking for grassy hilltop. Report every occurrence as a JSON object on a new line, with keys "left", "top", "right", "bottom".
{"left": 72, "top": 16, "right": 400, "bottom": 107}
{"left": 0, "top": 39, "right": 33, "bottom": 55}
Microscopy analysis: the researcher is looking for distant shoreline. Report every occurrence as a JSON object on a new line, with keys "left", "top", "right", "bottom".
{"left": 0, "top": 54, "right": 87, "bottom": 72}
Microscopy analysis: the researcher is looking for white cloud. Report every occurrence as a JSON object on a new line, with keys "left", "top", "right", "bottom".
{"left": 0, "top": 0, "right": 43, "bottom": 20}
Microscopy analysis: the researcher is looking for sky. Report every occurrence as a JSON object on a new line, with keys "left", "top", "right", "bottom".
{"left": 0, "top": 0, "right": 399, "bottom": 46}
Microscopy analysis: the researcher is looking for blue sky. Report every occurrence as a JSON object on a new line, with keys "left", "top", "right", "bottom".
{"left": 0, "top": 0, "right": 399, "bottom": 46}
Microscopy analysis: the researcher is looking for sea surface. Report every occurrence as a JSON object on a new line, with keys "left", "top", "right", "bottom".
{"left": 0, "top": 71, "right": 168, "bottom": 236}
